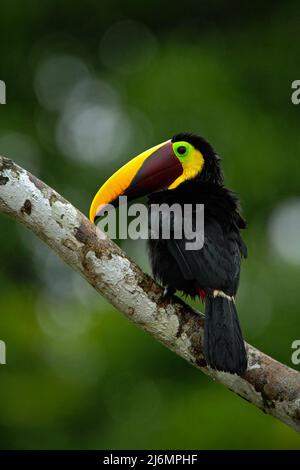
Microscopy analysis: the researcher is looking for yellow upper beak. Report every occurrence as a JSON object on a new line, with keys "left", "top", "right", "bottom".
{"left": 89, "top": 140, "right": 183, "bottom": 223}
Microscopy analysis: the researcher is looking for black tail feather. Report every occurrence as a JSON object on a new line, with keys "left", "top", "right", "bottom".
{"left": 204, "top": 296, "right": 247, "bottom": 375}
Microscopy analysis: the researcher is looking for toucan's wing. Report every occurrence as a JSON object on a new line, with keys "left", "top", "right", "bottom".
{"left": 166, "top": 216, "right": 243, "bottom": 293}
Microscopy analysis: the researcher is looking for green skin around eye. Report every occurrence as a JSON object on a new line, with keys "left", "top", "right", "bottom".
{"left": 172, "top": 141, "right": 194, "bottom": 162}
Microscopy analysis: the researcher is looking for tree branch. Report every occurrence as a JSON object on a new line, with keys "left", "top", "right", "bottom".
{"left": 1, "top": 155, "right": 300, "bottom": 433}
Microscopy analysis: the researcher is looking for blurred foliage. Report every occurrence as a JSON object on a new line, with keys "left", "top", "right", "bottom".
{"left": 1, "top": 0, "right": 300, "bottom": 449}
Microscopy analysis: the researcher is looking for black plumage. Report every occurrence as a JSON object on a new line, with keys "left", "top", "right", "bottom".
{"left": 147, "top": 134, "right": 248, "bottom": 375}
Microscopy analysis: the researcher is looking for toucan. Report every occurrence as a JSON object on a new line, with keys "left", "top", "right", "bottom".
{"left": 89, "top": 133, "right": 248, "bottom": 375}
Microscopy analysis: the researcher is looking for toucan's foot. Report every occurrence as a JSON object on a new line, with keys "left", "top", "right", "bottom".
{"left": 163, "top": 286, "right": 176, "bottom": 298}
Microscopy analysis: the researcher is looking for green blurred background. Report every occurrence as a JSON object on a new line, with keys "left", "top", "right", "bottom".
{"left": 1, "top": 0, "right": 300, "bottom": 449}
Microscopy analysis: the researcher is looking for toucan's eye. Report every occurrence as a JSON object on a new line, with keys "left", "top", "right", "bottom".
{"left": 177, "top": 146, "right": 187, "bottom": 155}
{"left": 173, "top": 141, "right": 192, "bottom": 159}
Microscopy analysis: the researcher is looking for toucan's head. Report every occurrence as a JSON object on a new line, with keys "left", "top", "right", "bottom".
{"left": 89, "top": 133, "right": 223, "bottom": 222}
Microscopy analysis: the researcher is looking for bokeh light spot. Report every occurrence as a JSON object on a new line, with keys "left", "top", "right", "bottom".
{"left": 56, "top": 78, "right": 131, "bottom": 164}
{"left": 34, "top": 54, "right": 90, "bottom": 112}
{"left": 269, "top": 198, "right": 300, "bottom": 265}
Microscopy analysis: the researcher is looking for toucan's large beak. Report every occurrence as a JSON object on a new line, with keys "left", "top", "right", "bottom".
{"left": 89, "top": 140, "right": 183, "bottom": 222}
